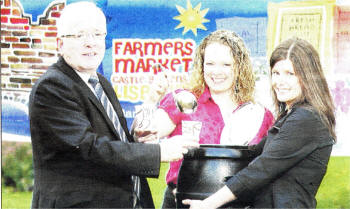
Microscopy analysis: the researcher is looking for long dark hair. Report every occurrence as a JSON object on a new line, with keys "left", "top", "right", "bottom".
{"left": 270, "top": 38, "right": 336, "bottom": 140}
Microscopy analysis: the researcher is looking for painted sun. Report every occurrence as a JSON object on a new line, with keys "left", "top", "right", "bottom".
{"left": 173, "top": 0, "right": 210, "bottom": 36}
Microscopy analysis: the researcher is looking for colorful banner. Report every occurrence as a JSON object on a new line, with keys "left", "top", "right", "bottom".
{"left": 1, "top": 0, "right": 350, "bottom": 155}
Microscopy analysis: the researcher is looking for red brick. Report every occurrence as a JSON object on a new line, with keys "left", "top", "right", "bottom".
{"left": 13, "top": 31, "right": 27, "bottom": 36}
{"left": 31, "top": 25, "right": 46, "bottom": 30}
{"left": 32, "top": 71, "right": 46, "bottom": 76}
{"left": 10, "top": 18, "right": 29, "bottom": 24}
{"left": 32, "top": 39, "right": 41, "bottom": 44}
{"left": 31, "top": 65, "right": 49, "bottom": 70}
{"left": 0, "top": 72, "right": 11, "bottom": 77}
{"left": 47, "top": 26, "right": 57, "bottom": 31}
{"left": 7, "top": 83, "right": 19, "bottom": 88}
{"left": 12, "top": 43, "right": 29, "bottom": 48}
{"left": 51, "top": 12, "right": 60, "bottom": 18}
{"left": 1, "top": 8, "right": 10, "bottom": 15}
{"left": 1, "top": 63, "right": 9, "bottom": 68}
{"left": 7, "top": 25, "right": 23, "bottom": 30}
{"left": 20, "top": 38, "right": 31, "bottom": 42}
{"left": 40, "top": 19, "right": 56, "bottom": 25}
{"left": 5, "top": 37, "right": 19, "bottom": 42}
{"left": 14, "top": 50, "right": 36, "bottom": 56}
{"left": 10, "top": 63, "right": 28, "bottom": 69}
{"left": 1, "top": 71, "right": 11, "bottom": 76}
{"left": 10, "top": 77, "right": 32, "bottom": 84}
{"left": 1, "top": 16, "right": 8, "bottom": 23}
{"left": 1, "top": 30, "right": 11, "bottom": 36}
{"left": 45, "top": 32, "right": 57, "bottom": 37}
{"left": 39, "top": 52, "right": 55, "bottom": 57}
{"left": 8, "top": 56, "right": 20, "bottom": 63}
{"left": 14, "top": 71, "right": 30, "bottom": 76}
{"left": 1, "top": 43, "right": 10, "bottom": 48}
{"left": 12, "top": 9, "right": 21, "bottom": 16}
{"left": 21, "top": 57, "right": 43, "bottom": 64}
{"left": 32, "top": 78, "right": 39, "bottom": 83}
{"left": 21, "top": 83, "right": 33, "bottom": 88}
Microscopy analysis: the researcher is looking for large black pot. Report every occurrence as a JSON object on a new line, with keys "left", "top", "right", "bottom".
{"left": 176, "top": 145, "right": 256, "bottom": 208}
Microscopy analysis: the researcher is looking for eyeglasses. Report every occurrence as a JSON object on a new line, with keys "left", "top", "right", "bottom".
{"left": 61, "top": 32, "right": 106, "bottom": 41}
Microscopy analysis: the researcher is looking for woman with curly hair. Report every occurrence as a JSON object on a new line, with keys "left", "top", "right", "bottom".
{"left": 133, "top": 30, "right": 274, "bottom": 208}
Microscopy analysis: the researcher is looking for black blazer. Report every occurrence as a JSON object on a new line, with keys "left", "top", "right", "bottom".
{"left": 29, "top": 57, "right": 160, "bottom": 208}
{"left": 226, "top": 106, "right": 334, "bottom": 208}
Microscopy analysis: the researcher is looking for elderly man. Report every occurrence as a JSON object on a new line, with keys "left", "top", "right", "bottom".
{"left": 29, "top": 2, "right": 197, "bottom": 208}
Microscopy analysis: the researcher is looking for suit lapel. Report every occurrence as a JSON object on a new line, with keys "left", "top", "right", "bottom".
{"left": 55, "top": 57, "right": 121, "bottom": 139}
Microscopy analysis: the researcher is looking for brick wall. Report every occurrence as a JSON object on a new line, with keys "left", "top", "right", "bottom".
{"left": 1, "top": 0, "right": 65, "bottom": 100}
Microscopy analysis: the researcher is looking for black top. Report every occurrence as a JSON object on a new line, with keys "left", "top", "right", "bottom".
{"left": 226, "top": 106, "right": 334, "bottom": 208}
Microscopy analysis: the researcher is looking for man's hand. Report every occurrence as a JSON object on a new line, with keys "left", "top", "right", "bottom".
{"left": 160, "top": 135, "right": 199, "bottom": 162}
{"left": 134, "top": 128, "right": 158, "bottom": 143}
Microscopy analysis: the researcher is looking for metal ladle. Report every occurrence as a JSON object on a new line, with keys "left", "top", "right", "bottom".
{"left": 172, "top": 90, "right": 198, "bottom": 114}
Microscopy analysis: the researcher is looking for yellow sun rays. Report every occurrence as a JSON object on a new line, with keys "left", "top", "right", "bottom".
{"left": 173, "top": 0, "right": 210, "bottom": 36}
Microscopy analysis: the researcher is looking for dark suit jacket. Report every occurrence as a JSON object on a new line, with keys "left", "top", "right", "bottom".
{"left": 226, "top": 105, "right": 334, "bottom": 208}
{"left": 29, "top": 57, "right": 160, "bottom": 208}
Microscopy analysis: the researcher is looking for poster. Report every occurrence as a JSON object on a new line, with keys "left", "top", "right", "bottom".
{"left": 1, "top": 0, "right": 350, "bottom": 156}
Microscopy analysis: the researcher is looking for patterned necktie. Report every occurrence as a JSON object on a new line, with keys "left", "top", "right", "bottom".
{"left": 88, "top": 76, "right": 141, "bottom": 209}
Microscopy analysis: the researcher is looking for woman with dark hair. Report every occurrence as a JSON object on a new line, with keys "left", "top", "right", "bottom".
{"left": 183, "top": 37, "right": 336, "bottom": 208}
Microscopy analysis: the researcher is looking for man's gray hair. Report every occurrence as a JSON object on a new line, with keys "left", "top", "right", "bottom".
{"left": 57, "top": 1, "right": 106, "bottom": 37}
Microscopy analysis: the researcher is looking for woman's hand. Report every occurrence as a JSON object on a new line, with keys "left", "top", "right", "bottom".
{"left": 183, "top": 186, "right": 237, "bottom": 209}
{"left": 182, "top": 199, "right": 215, "bottom": 209}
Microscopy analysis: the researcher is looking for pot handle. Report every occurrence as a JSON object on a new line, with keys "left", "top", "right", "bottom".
{"left": 223, "top": 176, "right": 233, "bottom": 182}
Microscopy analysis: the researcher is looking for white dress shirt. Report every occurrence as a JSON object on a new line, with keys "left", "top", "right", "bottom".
{"left": 74, "top": 70, "right": 98, "bottom": 96}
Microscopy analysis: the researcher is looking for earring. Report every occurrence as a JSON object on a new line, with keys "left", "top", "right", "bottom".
{"left": 235, "top": 83, "right": 239, "bottom": 94}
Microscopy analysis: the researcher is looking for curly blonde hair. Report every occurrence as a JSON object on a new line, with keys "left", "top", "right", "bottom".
{"left": 186, "top": 30, "right": 255, "bottom": 104}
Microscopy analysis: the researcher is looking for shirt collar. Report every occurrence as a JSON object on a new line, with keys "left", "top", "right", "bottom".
{"left": 198, "top": 85, "right": 212, "bottom": 103}
{"left": 74, "top": 70, "right": 97, "bottom": 83}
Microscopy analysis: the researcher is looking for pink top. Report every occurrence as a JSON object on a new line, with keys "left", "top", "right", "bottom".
{"left": 159, "top": 87, "right": 274, "bottom": 185}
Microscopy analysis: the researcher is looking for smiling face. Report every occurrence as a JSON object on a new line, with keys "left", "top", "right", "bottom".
{"left": 271, "top": 59, "right": 302, "bottom": 109}
{"left": 203, "top": 42, "right": 235, "bottom": 95}
{"left": 57, "top": 3, "right": 106, "bottom": 75}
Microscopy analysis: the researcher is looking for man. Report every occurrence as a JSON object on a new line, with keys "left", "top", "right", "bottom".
{"left": 29, "top": 2, "right": 197, "bottom": 208}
